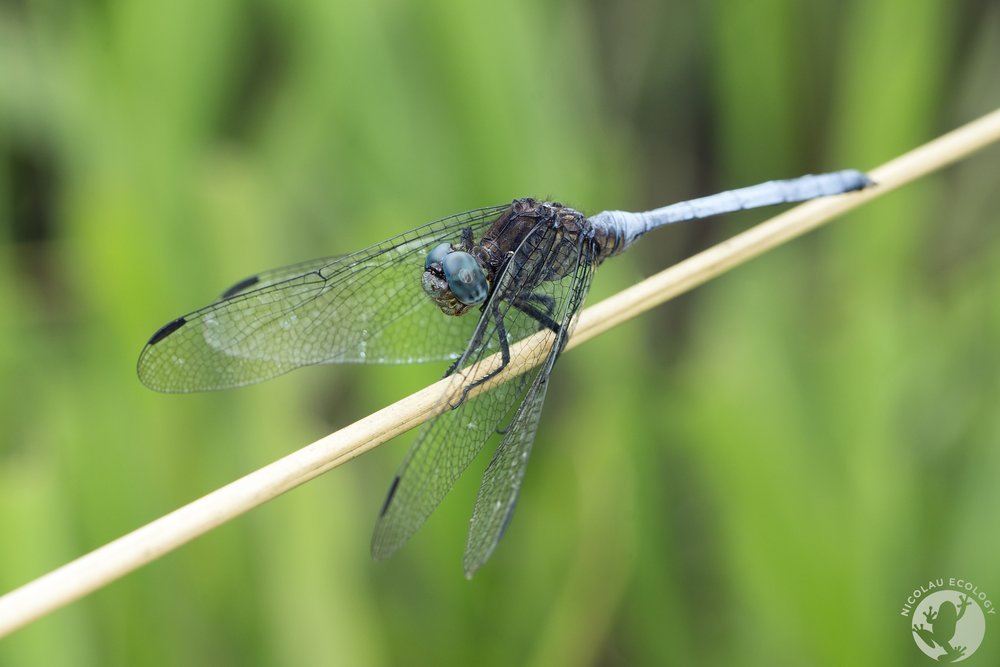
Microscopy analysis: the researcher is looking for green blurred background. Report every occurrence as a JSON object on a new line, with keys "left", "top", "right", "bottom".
{"left": 2, "top": 0, "right": 999, "bottom": 664}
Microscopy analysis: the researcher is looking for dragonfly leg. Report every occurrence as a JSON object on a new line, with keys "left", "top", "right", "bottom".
{"left": 454, "top": 295, "right": 561, "bottom": 415}
{"left": 521, "top": 291, "right": 556, "bottom": 315}
{"left": 459, "top": 227, "right": 475, "bottom": 252}
{"left": 443, "top": 304, "right": 492, "bottom": 379}
{"left": 452, "top": 304, "right": 511, "bottom": 409}
{"left": 491, "top": 296, "right": 566, "bottom": 433}
{"left": 511, "top": 297, "right": 561, "bottom": 335}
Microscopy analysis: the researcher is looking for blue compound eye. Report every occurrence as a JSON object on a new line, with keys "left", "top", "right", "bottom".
{"left": 442, "top": 252, "right": 488, "bottom": 305}
{"left": 425, "top": 243, "right": 452, "bottom": 269}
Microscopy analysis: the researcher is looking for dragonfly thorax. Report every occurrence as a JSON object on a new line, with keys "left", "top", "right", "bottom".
{"left": 422, "top": 243, "right": 490, "bottom": 316}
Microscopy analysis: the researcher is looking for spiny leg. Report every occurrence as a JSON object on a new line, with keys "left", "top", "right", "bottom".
{"left": 443, "top": 319, "right": 488, "bottom": 378}
{"left": 491, "top": 296, "right": 561, "bottom": 434}
{"left": 521, "top": 291, "right": 556, "bottom": 315}
{"left": 459, "top": 227, "right": 475, "bottom": 252}
{"left": 511, "top": 297, "right": 561, "bottom": 335}
{"left": 453, "top": 303, "right": 511, "bottom": 408}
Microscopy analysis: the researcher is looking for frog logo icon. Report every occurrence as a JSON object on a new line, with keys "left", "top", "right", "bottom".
{"left": 910, "top": 591, "right": 987, "bottom": 662}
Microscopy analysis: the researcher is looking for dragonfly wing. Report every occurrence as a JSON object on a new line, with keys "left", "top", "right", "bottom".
{"left": 462, "top": 374, "right": 549, "bottom": 577}
{"left": 371, "top": 223, "right": 597, "bottom": 569}
{"left": 462, "top": 246, "right": 596, "bottom": 577}
{"left": 137, "top": 205, "right": 507, "bottom": 392}
{"left": 216, "top": 256, "right": 344, "bottom": 301}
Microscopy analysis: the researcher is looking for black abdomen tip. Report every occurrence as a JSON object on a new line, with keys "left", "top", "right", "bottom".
{"left": 147, "top": 317, "right": 187, "bottom": 345}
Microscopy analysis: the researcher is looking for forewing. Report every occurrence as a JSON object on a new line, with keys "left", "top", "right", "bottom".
{"left": 216, "top": 256, "right": 343, "bottom": 301}
{"left": 137, "top": 205, "right": 507, "bottom": 392}
{"left": 463, "top": 244, "right": 596, "bottom": 576}
{"left": 371, "top": 223, "right": 597, "bottom": 566}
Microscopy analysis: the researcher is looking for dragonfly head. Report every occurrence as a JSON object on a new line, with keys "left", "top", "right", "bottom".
{"left": 422, "top": 243, "right": 489, "bottom": 316}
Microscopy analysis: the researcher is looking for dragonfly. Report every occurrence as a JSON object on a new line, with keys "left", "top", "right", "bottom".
{"left": 138, "top": 169, "right": 872, "bottom": 577}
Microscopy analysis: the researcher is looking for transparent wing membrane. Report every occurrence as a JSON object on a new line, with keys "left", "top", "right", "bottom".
{"left": 462, "top": 242, "right": 596, "bottom": 576}
{"left": 137, "top": 205, "right": 507, "bottom": 392}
